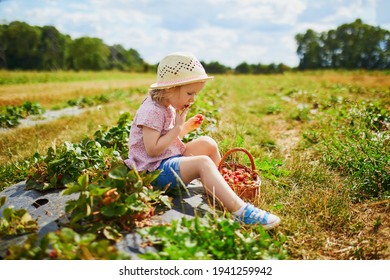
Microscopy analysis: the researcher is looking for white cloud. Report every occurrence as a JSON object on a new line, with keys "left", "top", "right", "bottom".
{"left": 321, "top": 1, "right": 376, "bottom": 25}
{"left": 0, "top": 0, "right": 386, "bottom": 67}
{"left": 216, "top": 0, "right": 306, "bottom": 25}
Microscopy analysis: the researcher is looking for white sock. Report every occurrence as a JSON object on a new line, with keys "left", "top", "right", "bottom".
{"left": 233, "top": 203, "right": 248, "bottom": 216}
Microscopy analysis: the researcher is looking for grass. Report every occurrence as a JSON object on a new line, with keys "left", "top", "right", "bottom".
{"left": 208, "top": 73, "right": 389, "bottom": 259}
{"left": 0, "top": 72, "right": 154, "bottom": 107}
{"left": 0, "top": 70, "right": 153, "bottom": 85}
{"left": 0, "top": 70, "right": 389, "bottom": 259}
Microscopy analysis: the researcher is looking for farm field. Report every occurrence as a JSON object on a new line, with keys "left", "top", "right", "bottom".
{"left": 0, "top": 70, "right": 389, "bottom": 260}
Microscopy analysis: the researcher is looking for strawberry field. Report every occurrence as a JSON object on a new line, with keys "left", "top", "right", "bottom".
{"left": 0, "top": 70, "right": 389, "bottom": 260}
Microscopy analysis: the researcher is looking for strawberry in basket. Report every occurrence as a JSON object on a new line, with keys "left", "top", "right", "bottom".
{"left": 219, "top": 148, "right": 261, "bottom": 200}
{"left": 221, "top": 167, "right": 255, "bottom": 186}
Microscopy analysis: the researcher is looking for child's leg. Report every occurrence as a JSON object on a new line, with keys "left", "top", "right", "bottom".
{"left": 183, "top": 136, "right": 221, "bottom": 165}
{"left": 182, "top": 136, "right": 244, "bottom": 211}
{"left": 180, "top": 136, "right": 281, "bottom": 229}
{"left": 179, "top": 155, "right": 246, "bottom": 212}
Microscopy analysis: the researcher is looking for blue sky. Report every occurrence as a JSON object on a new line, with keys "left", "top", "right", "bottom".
{"left": 1, "top": 0, "right": 389, "bottom": 67}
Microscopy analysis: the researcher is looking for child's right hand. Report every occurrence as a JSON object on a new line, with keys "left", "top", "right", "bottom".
{"left": 175, "top": 106, "right": 190, "bottom": 128}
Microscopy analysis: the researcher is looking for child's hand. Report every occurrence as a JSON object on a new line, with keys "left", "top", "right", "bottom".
{"left": 175, "top": 106, "right": 190, "bottom": 128}
{"left": 186, "top": 114, "right": 204, "bottom": 131}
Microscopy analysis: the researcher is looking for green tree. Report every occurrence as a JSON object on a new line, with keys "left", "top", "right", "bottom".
{"left": 0, "top": 24, "right": 6, "bottom": 68}
{"left": 109, "top": 44, "right": 128, "bottom": 70}
{"left": 2, "top": 21, "right": 42, "bottom": 70}
{"left": 296, "top": 19, "right": 390, "bottom": 70}
{"left": 320, "top": 30, "right": 342, "bottom": 68}
{"left": 295, "top": 29, "right": 323, "bottom": 69}
{"left": 235, "top": 62, "right": 251, "bottom": 74}
{"left": 126, "top": 48, "right": 145, "bottom": 71}
{"left": 202, "top": 61, "right": 230, "bottom": 74}
{"left": 40, "top": 25, "right": 68, "bottom": 70}
{"left": 108, "top": 45, "right": 145, "bottom": 71}
{"left": 68, "top": 37, "right": 110, "bottom": 70}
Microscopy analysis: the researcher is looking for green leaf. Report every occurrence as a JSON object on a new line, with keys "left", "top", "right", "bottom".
{"left": 108, "top": 165, "right": 128, "bottom": 180}
{"left": 0, "top": 196, "right": 6, "bottom": 208}
{"left": 89, "top": 185, "right": 110, "bottom": 196}
{"left": 141, "top": 170, "right": 161, "bottom": 186}
{"left": 79, "top": 233, "right": 96, "bottom": 245}
{"left": 70, "top": 211, "right": 85, "bottom": 225}
{"left": 62, "top": 182, "right": 82, "bottom": 195}
{"left": 48, "top": 158, "right": 65, "bottom": 168}
{"left": 102, "top": 226, "right": 122, "bottom": 241}
{"left": 77, "top": 173, "right": 89, "bottom": 188}
{"left": 86, "top": 203, "right": 92, "bottom": 216}
{"left": 20, "top": 210, "right": 33, "bottom": 223}
{"left": 101, "top": 203, "right": 127, "bottom": 217}
{"left": 159, "top": 195, "right": 172, "bottom": 209}
{"left": 3, "top": 207, "right": 13, "bottom": 221}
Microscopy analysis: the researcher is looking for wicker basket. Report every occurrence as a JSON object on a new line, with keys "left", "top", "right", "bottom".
{"left": 218, "top": 148, "right": 261, "bottom": 200}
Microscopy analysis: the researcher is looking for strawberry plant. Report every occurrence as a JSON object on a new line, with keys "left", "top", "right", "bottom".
{"left": 20, "top": 101, "right": 45, "bottom": 116}
{"left": 0, "top": 101, "right": 45, "bottom": 128}
{"left": 94, "top": 112, "right": 132, "bottom": 157}
{"left": 25, "top": 139, "right": 121, "bottom": 191}
{"left": 5, "top": 227, "right": 129, "bottom": 260}
{"left": 256, "top": 158, "right": 290, "bottom": 181}
{"left": 61, "top": 165, "right": 172, "bottom": 239}
{"left": 0, "top": 106, "right": 23, "bottom": 128}
{"left": 66, "top": 95, "right": 110, "bottom": 108}
{"left": 25, "top": 113, "right": 132, "bottom": 191}
{"left": 0, "top": 196, "right": 38, "bottom": 237}
{"left": 138, "top": 214, "right": 287, "bottom": 260}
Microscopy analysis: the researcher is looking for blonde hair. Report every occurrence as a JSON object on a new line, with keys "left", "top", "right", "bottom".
{"left": 149, "top": 87, "right": 177, "bottom": 105}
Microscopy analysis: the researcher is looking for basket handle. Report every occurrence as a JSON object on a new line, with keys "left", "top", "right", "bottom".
{"left": 218, "top": 148, "right": 256, "bottom": 172}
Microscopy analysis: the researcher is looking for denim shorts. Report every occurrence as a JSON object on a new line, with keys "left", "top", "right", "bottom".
{"left": 152, "top": 155, "right": 183, "bottom": 189}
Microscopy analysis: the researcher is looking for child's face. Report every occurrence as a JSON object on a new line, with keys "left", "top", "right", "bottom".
{"left": 168, "top": 82, "right": 205, "bottom": 110}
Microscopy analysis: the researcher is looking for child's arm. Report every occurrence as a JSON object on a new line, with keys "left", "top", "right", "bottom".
{"left": 143, "top": 125, "right": 181, "bottom": 156}
{"left": 142, "top": 108, "right": 189, "bottom": 157}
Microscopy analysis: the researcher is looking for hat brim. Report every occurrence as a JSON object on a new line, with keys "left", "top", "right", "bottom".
{"left": 150, "top": 76, "right": 214, "bottom": 89}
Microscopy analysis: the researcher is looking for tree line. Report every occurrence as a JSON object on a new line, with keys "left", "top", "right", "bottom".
{"left": 295, "top": 19, "right": 390, "bottom": 70}
{"left": 0, "top": 21, "right": 288, "bottom": 74}
{"left": 201, "top": 60, "right": 290, "bottom": 74}
{"left": 0, "top": 19, "right": 389, "bottom": 73}
{"left": 0, "top": 21, "right": 147, "bottom": 72}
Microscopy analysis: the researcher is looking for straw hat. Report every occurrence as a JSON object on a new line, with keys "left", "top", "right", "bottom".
{"left": 150, "top": 52, "right": 213, "bottom": 89}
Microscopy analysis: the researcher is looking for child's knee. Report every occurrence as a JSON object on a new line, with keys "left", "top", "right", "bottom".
{"left": 192, "top": 155, "right": 215, "bottom": 169}
{"left": 199, "top": 136, "right": 219, "bottom": 151}
{"left": 180, "top": 155, "right": 215, "bottom": 181}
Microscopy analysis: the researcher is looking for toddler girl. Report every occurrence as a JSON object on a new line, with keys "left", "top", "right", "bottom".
{"left": 124, "top": 52, "right": 280, "bottom": 229}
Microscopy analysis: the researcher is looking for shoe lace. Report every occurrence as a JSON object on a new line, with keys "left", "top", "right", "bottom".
{"left": 248, "top": 208, "right": 266, "bottom": 221}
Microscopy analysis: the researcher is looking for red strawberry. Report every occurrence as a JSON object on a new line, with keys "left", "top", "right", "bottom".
{"left": 194, "top": 114, "right": 204, "bottom": 124}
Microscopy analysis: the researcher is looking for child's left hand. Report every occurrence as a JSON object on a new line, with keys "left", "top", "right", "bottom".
{"left": 186, "top": 114, "right": 204, "bottom": 131}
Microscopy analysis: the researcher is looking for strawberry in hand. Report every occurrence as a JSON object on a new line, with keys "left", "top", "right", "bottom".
{"left": 182, "top": 114, "right": 204, "bottom": 134}
{"left": 194, "top": 114, "right": 204, "bottom": 125}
